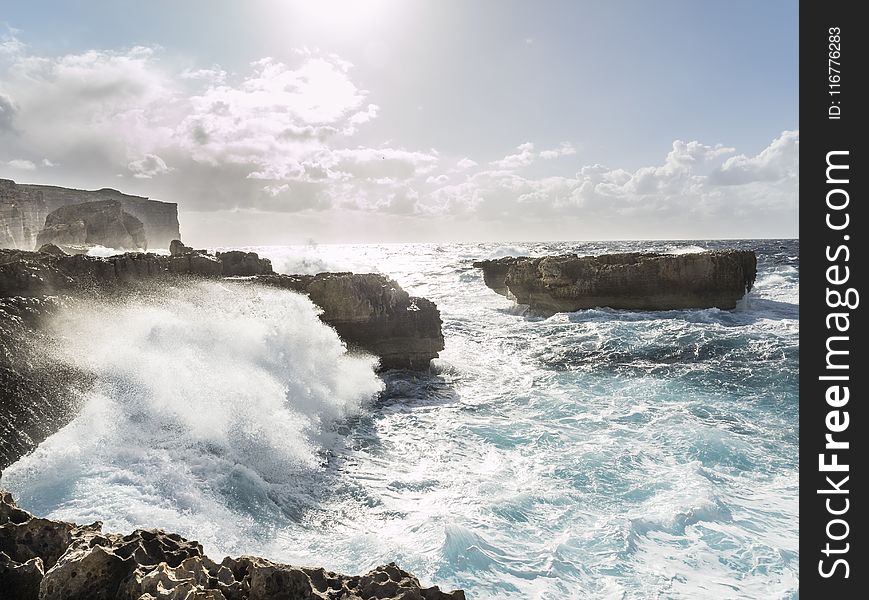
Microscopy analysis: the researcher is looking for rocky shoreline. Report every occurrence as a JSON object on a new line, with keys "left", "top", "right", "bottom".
{"left": 473, "top": 250, "right": 757, "bottom": 313}
{"left": 0, "top": 491, "right": 465, "bottom": 600}
{"left": 0, "top": 243, "right": 444, "bottom": 471}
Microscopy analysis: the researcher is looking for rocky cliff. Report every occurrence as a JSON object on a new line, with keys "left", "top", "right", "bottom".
{"left": 36, "top": 200, "right": 148, "bottom": 250}
{"left": 0, "top": 180, "right": 180, "bottom": 250}
{"left": 0, "top": 491, "right": 465, "bottom": 600}
{"left": 474, "top": 250, "right": 757, "bottom": 313}
{"left": 0, "top": 246, "right": 444, "bottom": 469}
{"left": 0, "top": 180, "right": 47, "bottom": 250}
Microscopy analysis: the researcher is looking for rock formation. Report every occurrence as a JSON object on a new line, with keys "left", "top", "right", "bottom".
{"left": 36, "top": 200, "right": 148, "bottom": 251}
{"left": 0, "top": 247, "right": 444, "bottom": 370}
{"left": 1, "top": 245, "right": 444, "bottom": 468}
{"left": 0, "top": 180, "right": 47, "bottom": 250}
{"left": 474, "top": 250, "right": 757, "bottom": 313}
{"left": 0, "top": 491, "right": 465, "bottom": 600}
{"left": 0, "top": 179, "right": 180, "bottom": 250}
{"left": 257, "top": 273, "right": 445, "bottom": 370}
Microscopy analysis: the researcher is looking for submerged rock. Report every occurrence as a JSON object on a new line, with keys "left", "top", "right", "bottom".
{"left": 473, "top": 250, "right": 757, "bottom": 312}
{"left": 0, "top": 492, "right": 465, "bottom": 600}
{"left": 36, "top": 200, "right": 148, "bottom": 251}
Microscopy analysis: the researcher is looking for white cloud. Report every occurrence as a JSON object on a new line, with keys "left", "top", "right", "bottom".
{"left": 710, "top": 130, "right": 798, "bottom": 185}
{"left": 490, "top": 142, "right": 536, "bottom": 169}
{"left": 425, "top": 131, "right": 797, "bottom": 232}
{"left": 128, "top": 153, "right": 173, "bottom": 178}
{"left": 5, "top": 159, "right": 36, "bottom": 170}
{"left": 539, "top": 142, "right": 577, "bottom": 159}
{"left": 0, "top": 33, "right": 797, "bottom": 238}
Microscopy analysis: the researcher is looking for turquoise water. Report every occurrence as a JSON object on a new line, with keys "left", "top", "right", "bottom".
{"left": 3, "top": 240, "right": 799, "bottom": 598}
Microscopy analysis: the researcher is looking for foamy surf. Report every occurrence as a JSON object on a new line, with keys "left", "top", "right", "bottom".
{"left": 3, "top": 239, "right": 798, "bottom": 599}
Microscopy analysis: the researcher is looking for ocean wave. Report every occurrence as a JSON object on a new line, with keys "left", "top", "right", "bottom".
{"left": 3, "top": 281, "right": 383, "bottom": 546}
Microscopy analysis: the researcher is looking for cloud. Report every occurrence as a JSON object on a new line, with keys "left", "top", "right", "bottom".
{"left": 0, "top": 31, "right": 797, "bottom": 239}
{"left": 490, "top": 142, "right": 535, "bottom": 169}
{"left": 0, "top": 91, "right": 16, "bottom": 131}
{"left": 539, "top": 142, "right": 577, "bottom": 159}
{"left": 5, "top": 159, "right": 36, "bottom": 170}
{"left": 425, "top": 131, "right": 797, "bottom": 232}
{"left": 128, "top": 153, "right": 172, "bottom": 178}
{"left": 710, "top": 129, "right": 798, "bottom": 185}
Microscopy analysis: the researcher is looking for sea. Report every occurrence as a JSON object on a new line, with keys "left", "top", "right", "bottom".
{"left": 1, "top": 239, "right": 799, "bottom": 599}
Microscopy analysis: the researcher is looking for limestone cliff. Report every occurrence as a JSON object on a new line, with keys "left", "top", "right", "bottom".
{"left": 0, "top": 179, "right": 180, "bottom": 250}
{"left": 474, "top": 250, "right": 757, "bottom": 313}
{"left": 0, "top": 180, "right": 47, "bottom": 250}
{"left": 36, "top": 200, "right": 148, "bottom": 250}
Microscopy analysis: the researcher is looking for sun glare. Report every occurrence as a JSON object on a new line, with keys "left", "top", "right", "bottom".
{"left": 281, "top": 0, "right": 401, "bottom": 37}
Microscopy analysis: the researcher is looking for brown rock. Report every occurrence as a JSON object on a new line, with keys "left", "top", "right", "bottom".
{"left": 0, "top": 492, "right": 465, "bottom": 600}
{"left": 474, "top": 250, "right": 757, "bottom": 313}
{"left": 256, "top": 273, "right": 445, "bottom": 369}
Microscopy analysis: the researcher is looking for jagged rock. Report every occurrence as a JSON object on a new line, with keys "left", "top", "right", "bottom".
{"left": 0, "top": 492, "right": 465, "bottom": 600}
{"left": 0, "top": 297, "right": 90, "bottom": 471}
{"left": 36, "top": 200, "right": 148, "bottom": 251}
{"left": 0, "top": 551, "right": 44, "bottom": 600}
{"left": 168, "top": 252, "right": 223, "bottom": 276}
{"left": 216, "top": 251, "right": 273, "bottom": 276}
{"left": 1, "top": 249, "right": 445, "bottom": 468}
{"left": 169, "top": 239, "right": 193, "bottom": 256}
{"left": 256, "top": 273, "right": 445, "bottom": 370}
{"left": 473, "top": 250, "right": 757, "bottom": 313}
{"left": 36, "top": 243, "right": 67, "bottom": 256}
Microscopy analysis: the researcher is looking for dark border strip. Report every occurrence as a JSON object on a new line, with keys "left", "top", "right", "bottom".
{"left": 800, "top": 1, "right": 867, "bottom": 593}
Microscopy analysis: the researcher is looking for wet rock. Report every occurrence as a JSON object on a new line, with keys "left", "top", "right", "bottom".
{"left": 0, "top": 492, "right": 465, "bottom": 600}
{"left": 474, "top": 250, "right": 757, "bottom": 312}
{"left": 216, "top": 251, "right": 273, "bottom": 276}
{"left": 169, "top": 239, "right": 193, "bottom": 256}
{"left": 36, "top": 243, "right": 67, "bottom": 256}
{"left": 1, "top": 249, "right": 445, "bottom": 468}
{"left": 256, "top": 272, "right": 445, "bottom": 370}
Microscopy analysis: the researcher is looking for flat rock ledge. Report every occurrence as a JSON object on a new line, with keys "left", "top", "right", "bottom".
{"left": 0, "top": 490, "right": 464, "bottom": 600}
{"left": 473, "top": 250, "right": 757, "bottom": 313}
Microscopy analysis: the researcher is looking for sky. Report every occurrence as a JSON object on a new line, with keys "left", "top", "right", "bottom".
{"left": 1, "top": 0, "right": 798, "bottom": 245}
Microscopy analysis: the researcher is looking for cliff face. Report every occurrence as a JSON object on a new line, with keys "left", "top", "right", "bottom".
{"left": 36, "top": 200, "right": 148, "bottom": 250}
{"left": 474, "top": 250, "right": 757, "bottom": 313}
{"left": 0, "top": 180, "right": 179, "bottom": 250}
{"left": 0, "top": 491, "right": 466, "bottom": 600}
{"left": 0, "top": 180, "right": 48, "bottom": 250}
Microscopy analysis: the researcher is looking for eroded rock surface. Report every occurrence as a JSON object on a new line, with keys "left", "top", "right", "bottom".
{"left": 474, "top": 250, "right": 757, "bottom": 313}
{"left": 0, "top": 492, "right": 465, "bottom": 600}
{"left": 258, "top": 273, "right": 445, "bottom": 370}
{"left": 36, "top": 200, "right": 148, "bottom": 251}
